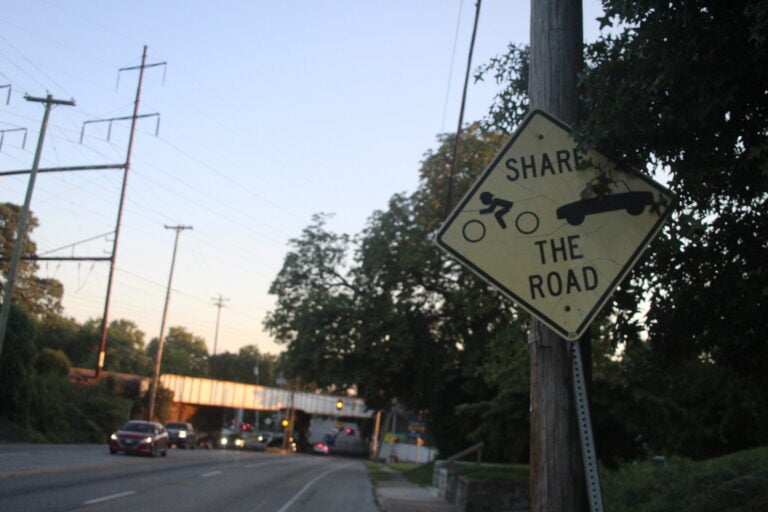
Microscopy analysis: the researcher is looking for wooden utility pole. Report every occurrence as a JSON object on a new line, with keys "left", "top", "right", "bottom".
{"left": 211, "top": 294, "right": 229, "bottom": 356}
{"left": 96, "top": 46, "right": 166, "bottom": 378}
{"left": 528, "top": 1, "right": 586, "bottom": 511}
{"left": 0, "top": 94, "right": 75, "bottom": 362}
{"left": 147, "top": 224, "right": 192, "bottom": 421}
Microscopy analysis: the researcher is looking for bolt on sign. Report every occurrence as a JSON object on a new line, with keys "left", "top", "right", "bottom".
{"left": 436, "top": 110, "right": 674, "bottom": 340}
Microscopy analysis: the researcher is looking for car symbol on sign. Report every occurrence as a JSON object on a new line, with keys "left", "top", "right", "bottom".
{"left": 556, "top": 191, "right": 654, "bottom": 226}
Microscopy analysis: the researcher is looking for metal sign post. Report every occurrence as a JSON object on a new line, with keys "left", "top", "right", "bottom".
{"left": 571, "top": 341, "right": 604, "bottom": 512}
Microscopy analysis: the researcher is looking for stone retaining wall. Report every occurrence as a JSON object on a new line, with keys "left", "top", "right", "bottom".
{"left": 433, "top": 460, "right": 529, "bottom": 512}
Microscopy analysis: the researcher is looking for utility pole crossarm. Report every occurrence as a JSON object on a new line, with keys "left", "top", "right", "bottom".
{"left": 24, "top": 94, "right": 75, "bottom": 107}
{"left": 80, "top": 113, "right": 160, "bottom": 143}
{"left": 116, "top": 61, "right": 167, "bottom": 91}
{"left": 0, "top": 127, "right": 28, "bottom": 150}
{"left": 0, "top": 163, "right": 126, "bottom": 177}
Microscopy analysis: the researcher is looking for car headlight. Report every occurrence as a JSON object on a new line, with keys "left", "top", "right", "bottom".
{"left": 234, "top": 439, "right": 245, "bottom": 447}
{"left": 220, "top": 437, "right": 228, "bottom": 446}
{"left": 110, "top": 434, "right": 117, "bottom": 440}
{"left": 142, "top": 436, "right": 153, "bottom": 444}
{"left": 178, "top": 431, "right": 187, "bottom": 438}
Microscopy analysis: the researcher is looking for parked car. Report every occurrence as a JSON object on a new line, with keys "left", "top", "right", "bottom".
{"left": 166, "top": 421, "right": 197, "bottom": 449}
{"left": 109, "top": 420, "right": 169, "bottom": 457}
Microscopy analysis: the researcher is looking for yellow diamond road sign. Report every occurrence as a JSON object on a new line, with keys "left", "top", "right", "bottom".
{"left": 436, "top": 110, "right": 673, "bottom": 340}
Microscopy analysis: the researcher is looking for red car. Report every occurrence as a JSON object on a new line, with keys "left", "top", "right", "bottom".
{"left": 109, "top": 420, "right": 169, "bottom": 457}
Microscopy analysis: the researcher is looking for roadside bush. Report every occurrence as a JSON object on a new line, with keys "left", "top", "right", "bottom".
{"left": 602, "top": 447, "right": 768, "bottom": 512}
{"left": 26, "top": 373, "right": 131, "bottom": 443}
{"left": 0, "top": 304, "right": 37, "bottom": 420}
{"left": 35, "top": 348, "right": 71, "bottom": 376}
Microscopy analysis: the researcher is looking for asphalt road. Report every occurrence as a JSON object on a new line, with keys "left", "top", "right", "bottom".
{"left": 0, "top": 444, "right": 379, "bottom": 512}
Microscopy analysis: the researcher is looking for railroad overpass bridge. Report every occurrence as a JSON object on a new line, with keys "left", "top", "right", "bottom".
{"left": 160, "top": 374, "right": 373, "bottom": 418}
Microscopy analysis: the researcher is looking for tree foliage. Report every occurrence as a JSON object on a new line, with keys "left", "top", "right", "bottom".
{"left": 35, "top": 347, "right": 71, "bottom": 377}
{"left": 0, "top": 203, "right": 65, "bottom": 318}
{"left": 476, "top": 0, "right": 768, "bottom": 459}
{"left": 265, "top": 125, "right": 534, "bottom": 459}
{"left": 146, "top": 326, "right": 209, "bottom": 377}
{"left": 0, "top": 304, "right": 37, "bottom": 420}
{"left": 266, "top": 1, "right": 768, "bottom": 463}
{"left": 209, "top": 345, "right": 278, "bottom": 385}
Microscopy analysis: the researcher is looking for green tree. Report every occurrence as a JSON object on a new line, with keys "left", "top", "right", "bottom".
{"left": 77, "top": 318, "right": 151, "bottom": 375}
{"left": 35, "top": 314, "right": 80, "bottom": 357}
{"left": 0, "top": 203, "right": 64, "bottom": 318}
{"left": 265, "top": 125, "right": 533, "bottom": 460}
{"left": 209, "top": 345, "right": 278, "bottom": 385}
{"left": 35, "top": 347, "right": 71, "bottom": 376}
{"left": 582, "top": 0, "right": 768, "bottom": 458}
{"left": 146, "top": 326, "right": 209, "bottom": 377}
{"left": 477, "top": 0, "right": 768, "bottom": 458}
{"left": 263, "top": 214, "right": 359, "bottom": 390}
{"left": 0, "top": 304, "right": 38, "bottom": 421}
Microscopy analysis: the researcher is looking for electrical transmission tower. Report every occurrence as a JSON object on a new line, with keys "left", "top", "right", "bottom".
{"left": 0, "top": 46, "right": 166, "bottom": 378}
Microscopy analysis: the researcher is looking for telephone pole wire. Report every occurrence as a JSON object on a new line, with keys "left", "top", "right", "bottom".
{"left": 147, "top": 224, "right": 192, "bottom": 421}
{"left": 0, "top": 94, "right": 75, "bottom": 362}
{"left": 212, "top": 294, "right": 229, "bottom": 357}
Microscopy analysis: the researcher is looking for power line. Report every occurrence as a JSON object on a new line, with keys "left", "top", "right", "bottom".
{"left": 441, "top": 0, "right": 465, "bottom": 133}
{"left": 445, "top": 0, "right": 482, "bottom": 216}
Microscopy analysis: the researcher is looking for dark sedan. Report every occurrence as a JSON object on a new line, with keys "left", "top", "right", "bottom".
{"left": 166, "top": 421, "right": 197, "bottom": 449}
{"left": 109, "top": 420, "right": 169, "bottom": 457}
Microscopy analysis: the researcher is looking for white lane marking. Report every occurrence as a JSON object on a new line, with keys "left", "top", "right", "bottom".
{"left": 245, "top": 460, "right": 292, "bottom": 468}
{"left": 275, "top": 463, "right": 353, "bottom": 512}
{"left": 201, "top": 470, "right": 223, "bottom": 478}
{"left": 83, "top": 490, "right": 135, "bottom": 505}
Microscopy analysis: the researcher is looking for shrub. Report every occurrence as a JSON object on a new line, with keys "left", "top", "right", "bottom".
{"left": 35, "top": 348, "right": 71, "bottom": 376}
{"left": 24, "top": 373, "right": 131, "bottom": 443}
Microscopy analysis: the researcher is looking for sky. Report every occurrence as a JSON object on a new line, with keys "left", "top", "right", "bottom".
{"left": 1, "top": 0, "right": 607, "bottom": 358}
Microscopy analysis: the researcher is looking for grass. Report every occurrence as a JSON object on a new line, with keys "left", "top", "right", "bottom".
{"left": 364, "top": 446, "right": 768, "bottom": 511}
{"left": 454, "top": 463, "right": 529, "bottom": 486}
{"left": 391, "top": 461, "right": 435, "bottom": 486}
{"left": 601, "top": 447, "right": 768, "bottom": 512}
{"left": 364, "top": 460, "right": 392, "bottom": 484}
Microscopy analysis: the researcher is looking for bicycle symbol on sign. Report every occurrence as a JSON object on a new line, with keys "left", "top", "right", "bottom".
{"left": 462, "top": 191, "right": 539, "bottom": 243}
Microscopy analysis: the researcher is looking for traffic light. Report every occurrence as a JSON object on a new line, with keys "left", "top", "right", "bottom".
{"left": 336, "top": 399, "right": 344, "bottom": 410}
